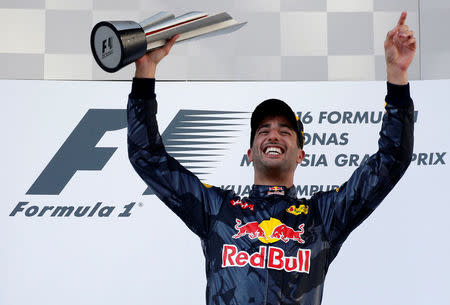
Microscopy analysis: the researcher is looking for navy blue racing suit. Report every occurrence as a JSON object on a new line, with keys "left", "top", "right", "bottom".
{"left": 127, "top": 79, "right": 414, "bottom": 305}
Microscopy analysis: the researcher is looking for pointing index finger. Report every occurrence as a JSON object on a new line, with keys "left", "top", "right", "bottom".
{"left": 397, "top": 11, "right": 407, "bottom": 26}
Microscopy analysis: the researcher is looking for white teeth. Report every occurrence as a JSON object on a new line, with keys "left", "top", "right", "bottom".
{"left": 264, "top": 147, "right": 281, "bottom": 155}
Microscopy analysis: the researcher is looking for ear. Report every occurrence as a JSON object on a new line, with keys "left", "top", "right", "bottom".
{"left": 247, "top": 148, "right": 253, "bottom": 162}
{"left": 296, "top": 149, "right": 306, "bottom": 165}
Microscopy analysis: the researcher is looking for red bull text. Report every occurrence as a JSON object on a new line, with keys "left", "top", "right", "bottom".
{"left": 222, "top": 245, "right": 311, "bottom": 273}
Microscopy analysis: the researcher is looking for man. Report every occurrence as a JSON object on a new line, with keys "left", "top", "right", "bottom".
{"left": 127, "top": 12, "right": 415, "bottom": 305}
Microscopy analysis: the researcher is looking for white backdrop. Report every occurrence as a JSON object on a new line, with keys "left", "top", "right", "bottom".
{"left": 1, "top": 79, "right": 449, "bottom": 305}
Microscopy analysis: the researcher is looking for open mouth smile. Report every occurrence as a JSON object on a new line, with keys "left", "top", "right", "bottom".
{"left": 263, "top": 146, "right": 284, "bottom": 156}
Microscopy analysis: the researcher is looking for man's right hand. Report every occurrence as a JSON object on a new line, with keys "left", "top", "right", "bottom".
{"left": 134, "top": 34, "right": 180, "bottom": 79}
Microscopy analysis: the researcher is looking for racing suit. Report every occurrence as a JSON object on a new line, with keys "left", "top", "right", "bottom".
{"left": 127, "top": 78, "right": 414, "bottom": 305}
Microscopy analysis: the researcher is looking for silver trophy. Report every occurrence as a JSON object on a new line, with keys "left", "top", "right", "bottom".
{"left": 91, "top": 11, "right": 247, "bottom": 73}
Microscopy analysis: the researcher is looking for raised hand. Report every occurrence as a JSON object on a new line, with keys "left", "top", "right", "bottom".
{"left": 134, "top": 34, "right": 180, "bottom": 78}
{"left": 384, "top": 12, "right": 417, "bottom": 84}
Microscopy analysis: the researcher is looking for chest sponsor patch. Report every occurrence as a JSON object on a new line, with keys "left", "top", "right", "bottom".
{"left": 232, "top": 218, "right": 305, "bottom": 244}
{"left": 286, "top": 204, "right": 309, "bottom": 215}
{"left": 230, "top": 199, "right": 254, "bottom": 211}
{"left": 222, "top": 244, "right": 311, "bottom": 273}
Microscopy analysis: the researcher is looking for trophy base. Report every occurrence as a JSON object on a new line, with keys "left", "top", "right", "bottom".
{"left": 90, "top": 21, "right": 147, "bottom": 73}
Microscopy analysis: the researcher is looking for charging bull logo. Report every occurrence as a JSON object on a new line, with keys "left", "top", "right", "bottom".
{"left": 233, "top": 219, "right": 265, "bottom": 239}
{"left": 225, "top": 218, "right": 310, "bottom": 273}
{"left": 271, "top": 224, "right": 305, "bottom": 243}
{"left": 232, "top": 218, "right": 305, "bottom": 244}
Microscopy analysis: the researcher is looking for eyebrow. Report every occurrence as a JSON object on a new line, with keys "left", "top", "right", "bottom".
{"left": 258, "top": 123, "right": 271, "bottom": 130}
{"left": 279, "top": 123, "right": 294, "bottom": 130}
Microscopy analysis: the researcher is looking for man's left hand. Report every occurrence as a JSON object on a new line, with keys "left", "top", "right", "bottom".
{"left": 384, "top": 11, "right": 417, "bottom": 85}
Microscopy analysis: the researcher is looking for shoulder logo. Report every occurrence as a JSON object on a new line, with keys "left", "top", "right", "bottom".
{"left": 286, "top": 204, "right": 308, "bottom": 215}
{"left": 203, "top": 183, "right": 213, "bottom": 188}
{"left": 230, "top": 199, "right": 254, "bottom": 211}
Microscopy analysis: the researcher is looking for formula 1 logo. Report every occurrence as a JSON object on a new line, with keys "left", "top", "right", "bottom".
{"left": 102, "top": 37, "right": 113, "bottom": 58}
{"left": 26, "top": 109, "right": 246, "bottom": 195}
{"left": 232, "top": 218, "right": 305, "bottom": 244}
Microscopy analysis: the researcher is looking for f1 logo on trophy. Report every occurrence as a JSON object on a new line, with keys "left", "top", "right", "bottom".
{"left": 90, "top": 11, "right": 247, "bottom": 73}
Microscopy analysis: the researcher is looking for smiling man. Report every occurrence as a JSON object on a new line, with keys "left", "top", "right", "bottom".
{"left": 248, "top": 99, "right": 306, "bottom": 188}
{"left": 127, "top": 11, "right": 415, "bottom": 305}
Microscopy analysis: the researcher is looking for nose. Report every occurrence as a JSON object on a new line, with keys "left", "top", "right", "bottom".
{"left": 266, "top": 129, "right": 280, "bottom": 143}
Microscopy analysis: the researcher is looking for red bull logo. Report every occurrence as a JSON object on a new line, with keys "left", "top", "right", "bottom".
{"left": 224, "top": 218, "right": 310, "bottom": 273}
{"left": 270, "top": 223, "right": 305, "bottom": 243}
{"left": 233, "top": 219, "right": 265, "bottom": 239}
{"left": 230, "top": 199, "right": 254, "bottom": 211}
{"left": 267, "top": 186, "right": 284, "bottom": 196}
{"left": 222, "top": 245, "right": 311, "bottom": 273}
{"left": 232, "top": 218, "right": 305, "bottom": 244}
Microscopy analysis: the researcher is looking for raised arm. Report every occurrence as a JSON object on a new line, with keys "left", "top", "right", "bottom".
{"left": 316, "top": 12, "right": 416, "bottom": 251}
{"left": 127, "top": 36, "right": 230, "bottom": 239}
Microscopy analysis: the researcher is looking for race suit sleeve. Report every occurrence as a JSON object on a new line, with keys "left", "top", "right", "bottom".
{"left": 315, "top": 82, "right": 414, "bottom": 250}
{"left": 127, "top": 78, "right": 228, "bottom": 240}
